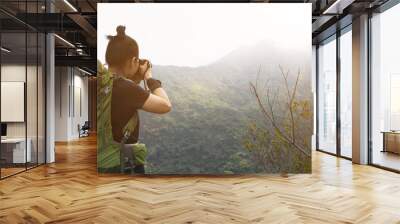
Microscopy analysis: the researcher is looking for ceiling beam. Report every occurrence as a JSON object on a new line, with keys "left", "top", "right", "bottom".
{"left": 67, "top": 13, "right": 97, "bottom": 44}
{"left": 55, "top": 55, "right": 96, "bottom": 71}
{"left": 323, "top": 0, "right": 356, "bottom": 14}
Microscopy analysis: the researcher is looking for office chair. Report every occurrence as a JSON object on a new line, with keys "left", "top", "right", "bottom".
{"left": 78, "top": 121, "right": 90, "bottom": 138}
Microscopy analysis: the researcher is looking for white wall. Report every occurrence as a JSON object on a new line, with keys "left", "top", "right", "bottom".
{"left": 54, "top": 67, "right": 89, "bottom": 141}
{"left": 1, "top": 65, "right": 26, "bottom": 140}
{"left": 1, "top": 66, "right": 26, "bottom": 135}
{"left": 70, "top": 73, "right": 89, "bottom": 139}
{"left": 1, "top": 65, "right": 39, "bottom": 138}
{"left": 55, "top": 67, "right": 70, "bottom": 141}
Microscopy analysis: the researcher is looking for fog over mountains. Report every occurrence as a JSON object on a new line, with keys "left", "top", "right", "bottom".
{"left": 139, "top": 40, "right": 311, "bottom": 174}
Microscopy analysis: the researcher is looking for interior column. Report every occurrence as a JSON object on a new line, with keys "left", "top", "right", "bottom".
{"left": 352, "top": 14, "right": 369, "bottom": 164}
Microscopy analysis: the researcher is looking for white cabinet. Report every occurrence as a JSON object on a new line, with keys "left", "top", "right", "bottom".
{"left": 1, "top": 138, "right": 32, "bottom": 163}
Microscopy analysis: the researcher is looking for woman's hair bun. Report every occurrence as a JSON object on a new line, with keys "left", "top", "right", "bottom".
{"left": 116, "top": 25, "right": 126, "bottom": 37}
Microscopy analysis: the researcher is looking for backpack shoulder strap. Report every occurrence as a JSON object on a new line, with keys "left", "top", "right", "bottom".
{"left": 121, "top": 112, "right": 138, "bottom": 143}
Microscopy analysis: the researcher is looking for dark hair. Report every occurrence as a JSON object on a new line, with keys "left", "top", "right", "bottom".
{"left": 105, "top": 25, "right": 139, "bottom": 68}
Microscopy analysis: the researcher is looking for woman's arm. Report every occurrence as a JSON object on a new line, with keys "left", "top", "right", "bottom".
{"left": 142, "top": 88, "right": 171, "bottom": 114}
{"left": 141, "top": 67, "right": 172, "bottom": 114}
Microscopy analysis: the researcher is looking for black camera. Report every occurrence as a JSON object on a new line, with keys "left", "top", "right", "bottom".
{"left": 134, "top": 59, "right": 152, "bottom": 82}
{"left": 139, "top": 59, "right": 151, "bottom": 67}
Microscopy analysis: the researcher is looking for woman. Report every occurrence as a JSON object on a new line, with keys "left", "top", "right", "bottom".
{"left": 105, "top": 25, "right": 171, "bottom": 174}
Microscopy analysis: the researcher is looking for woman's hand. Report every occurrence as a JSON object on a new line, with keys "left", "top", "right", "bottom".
{"left": 143, "top": 66, "right": 152, "bottom": 80}
{"left": 138, "top": 60, "right": 152, "bottom": 80}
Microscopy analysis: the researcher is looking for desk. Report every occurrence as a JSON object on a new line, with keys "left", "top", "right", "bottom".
{"left": 382, "top": 131, "right": 400, "bottom": 154}
{"left": 1, "top": 138, "right": 31, "bottom": 163}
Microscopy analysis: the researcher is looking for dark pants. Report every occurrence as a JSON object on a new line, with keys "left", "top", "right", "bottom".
{"left": 122, "top": 144, "right": 145, "bottom": 174}
{"left": 134, "top": 165, "right": 145, "bottom": 174}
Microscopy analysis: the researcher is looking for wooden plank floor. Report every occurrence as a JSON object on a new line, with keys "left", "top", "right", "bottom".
{"left": 1, "top": 135, "right": 400, "bottom": 224}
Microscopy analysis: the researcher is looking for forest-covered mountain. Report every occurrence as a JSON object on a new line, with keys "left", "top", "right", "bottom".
{"left": 139, "top": 40, "right": 311, "bottom": 174}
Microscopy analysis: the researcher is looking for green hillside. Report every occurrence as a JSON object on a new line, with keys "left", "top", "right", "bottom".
{"left": 140, "top": 65, "right": 262, "bottom": 174}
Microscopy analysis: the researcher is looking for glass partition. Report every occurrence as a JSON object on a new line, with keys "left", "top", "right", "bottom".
{"left": 317, "top": 36, "right": 337, "bottom": 154}
{"left": 1, "top": 31, "right": 28, "bottom": 177}
{"left": 0, "top": 1, "right": 46, "bottom": 179}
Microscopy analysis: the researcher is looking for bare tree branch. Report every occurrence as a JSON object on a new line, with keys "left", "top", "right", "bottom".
{"left": 250, "top": 82, "right": 310, "bottom": 157}
{"left": 279, "top": 66, "right": 296, "bottom": 144}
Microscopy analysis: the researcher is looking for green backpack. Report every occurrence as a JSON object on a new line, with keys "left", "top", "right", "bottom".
{"left": 97, "top": 61, "right": 147, "bottom": 174}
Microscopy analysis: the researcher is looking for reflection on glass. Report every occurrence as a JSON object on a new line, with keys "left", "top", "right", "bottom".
{"left": 340, "top": 29, "right": 352, "bottom": 158}
{"left": 318, "top": 37, "right": 337, "bottom": 154}
{"left": 371, "top": 3, "right": 400, "bottom": 171}
{"left": 1, "top": 31, "right": 27, "bottom": 177}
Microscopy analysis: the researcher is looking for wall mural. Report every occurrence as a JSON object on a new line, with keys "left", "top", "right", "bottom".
{"left": 97, "top": 3, "right": 312, "bottom": 174}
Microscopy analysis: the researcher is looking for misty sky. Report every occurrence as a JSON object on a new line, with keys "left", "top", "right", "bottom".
{"left": 97, "top": 3, "right": 311, "bottom": 67}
